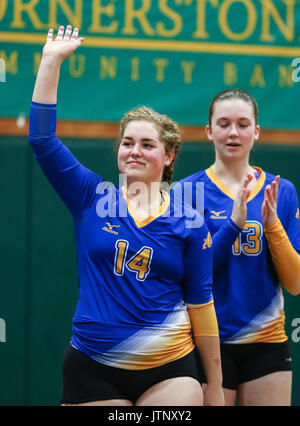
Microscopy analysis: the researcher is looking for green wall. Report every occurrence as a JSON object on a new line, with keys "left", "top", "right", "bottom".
{"left": 0, "top": 136, "right": 299, "bottom": 405}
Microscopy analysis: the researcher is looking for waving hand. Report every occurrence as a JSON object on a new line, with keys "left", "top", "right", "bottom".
{"left": 32, "top": 25, "right": 84, "bottom": 104}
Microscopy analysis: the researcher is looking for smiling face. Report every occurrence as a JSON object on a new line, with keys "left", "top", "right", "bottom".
{"left": 206, "top": 99, "right": 260, "bottom": 162}
{"left": 117, "top": 120, "right": 174, "bottom": 185}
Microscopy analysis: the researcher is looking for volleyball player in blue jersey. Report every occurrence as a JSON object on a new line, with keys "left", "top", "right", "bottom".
{"left": 179, "top": 89, "right": 300, "bottom": 405}
{"left": 28, "top": 26, "right": 224, "bottom": 406}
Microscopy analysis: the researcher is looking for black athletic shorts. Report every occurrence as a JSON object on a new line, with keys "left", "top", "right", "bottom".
{"left": 197, "top": 341, "right": 292, "bottom": 390}
{"left": 61, "top": 345, "right": 201, "bottom": 404}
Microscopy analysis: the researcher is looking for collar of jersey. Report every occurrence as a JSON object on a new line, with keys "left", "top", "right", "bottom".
{"left": 121, "top": 187, "right": 170, "bottom": 228}
{"left": 205, "top": 165, "right": 266, "bottom": 202}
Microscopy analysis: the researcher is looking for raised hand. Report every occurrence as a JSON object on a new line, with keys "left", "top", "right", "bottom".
{"left": 230, "top": 173, "right": 253, "bottom": 229}
{"left": 42, "top": 25, "right": 85, "bottom": 62}
{"left": 262, "top": 175, "right": 280, "bottom": 227}
{"left": 32, "top": 25, "right": 85, "bottom": 104}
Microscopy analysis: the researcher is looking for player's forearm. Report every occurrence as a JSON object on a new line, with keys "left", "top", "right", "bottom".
{"left": 194, "top": 336, "right": 223, "bottom": 386}
{"left": 212, "top": 218, "right": 242, "bottom": 268}
{"left": 32, "top": 55, "right": 62, "bottom": 104}
{"left": 187, "top": 301, "right": 222, "bottom": 385}
{"left": 264, "top": 218, "right": 300, "bottom": 296}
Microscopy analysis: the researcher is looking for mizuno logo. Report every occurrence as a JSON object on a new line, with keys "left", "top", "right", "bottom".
{"left": 105, "top": 222, "right": 120, "bottom": 230}
{"left": 210, "top": 210, "right": 227, "bottom": 219}
{"left": 102, "top": 222, "right": 120, "bottom": 235}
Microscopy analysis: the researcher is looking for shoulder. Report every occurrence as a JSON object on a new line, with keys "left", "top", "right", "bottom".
{"left": 172, "top": 169, "right": 211, "bottom": 202}
{"left": 168, "top": 193, "right": 207, "bottom": 235}
{"left": 264, "top": 170, "right": 295, "bottom": 192}
{"left": 263, "top": 171, "right": 299, "bottom": 208}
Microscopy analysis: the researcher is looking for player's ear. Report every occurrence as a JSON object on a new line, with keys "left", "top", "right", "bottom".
{"left": 205, "top": 124, "right": 213, "bottom": 141}
{"left": 164, "top": 149, "right": 175, "bottom": 166}
{"left": 254, "top": 124, "right": 260, "bottom": 141}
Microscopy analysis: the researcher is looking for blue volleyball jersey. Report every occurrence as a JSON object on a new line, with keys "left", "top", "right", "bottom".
{"left": 28, "top": 102, "right": 213, "bottom": 369}
{"left": 179, "top": 166, "right": 300, "bottom": 343}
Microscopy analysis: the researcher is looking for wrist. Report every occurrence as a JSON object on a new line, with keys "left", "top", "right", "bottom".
{"left": 41, "top": 54, "right": 63, "bottom": 68}
{"left": 263, "top": 215, "right": 279, "bottom": 229}
{"left": 230, "top": 215, "right": 245, "bottom": 229}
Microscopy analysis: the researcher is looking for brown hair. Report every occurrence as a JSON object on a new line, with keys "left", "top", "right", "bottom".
{"left": 208, "top": 89, "right": 258, "bottom": 126}
{"left": 117, "top": 106, "right": 182, "bottom": 185}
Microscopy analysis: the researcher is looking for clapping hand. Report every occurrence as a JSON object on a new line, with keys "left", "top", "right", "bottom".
{"left": 230, "top": 173, "right": 253, "bottom": 229}
{"left": 262, "top": 175, "right": 280, "bottom": 227}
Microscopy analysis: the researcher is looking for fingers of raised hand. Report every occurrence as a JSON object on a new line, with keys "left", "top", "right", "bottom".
{"left": 55, "top": 25, "right": 65, "bottom": 41}
{"left": 71, "top": 27, "right": 85, "bottom": 45}
{"left": 63, "top": 24, "right": 72, "bottom": 40}
{"left": 46, "top": 28, "right": 53, "bottom": 42}
{"left": 71, "top": 27, "right": 79, "bottom": 40}
{"left": 48, "top": 25, "right": 83, "bottom": 44}
{"left": 71, "top": 27, "right": 84, "bottom": 45}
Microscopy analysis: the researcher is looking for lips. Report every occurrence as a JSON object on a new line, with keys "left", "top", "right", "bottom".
{"left": 226, "top": 142, "right": 241, "bottom": 147}
{"left": 127, "top": 160, "right": 145, "bottom": 166}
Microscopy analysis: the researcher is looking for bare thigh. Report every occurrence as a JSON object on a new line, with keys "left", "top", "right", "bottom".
{"left": 223, "top": 388, "right": 237, "bottom": 406}
{"left": 238, "top": 371, "right": 292, "bottom": 406}
{"left": 136, "top": 377, "right": 203, "bottom": 406}
{"left": 62, "top": 399, "right": 133, "bottom": 406}
{"left": 202, "top": 383, "right": 236, "bottom": 406}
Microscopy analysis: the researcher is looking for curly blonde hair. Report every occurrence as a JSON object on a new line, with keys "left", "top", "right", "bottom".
{"left": 116, "top": 106, "right": 182, "bottom": 185}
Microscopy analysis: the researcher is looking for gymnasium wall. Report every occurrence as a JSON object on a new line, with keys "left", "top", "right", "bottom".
{"left": 0, "top": 135, "right": 299, "bottom": 406}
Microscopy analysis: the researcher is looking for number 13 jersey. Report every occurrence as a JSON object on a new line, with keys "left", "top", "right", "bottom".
{"left": 179, "top": 166, "right": 300, "bottom": 344}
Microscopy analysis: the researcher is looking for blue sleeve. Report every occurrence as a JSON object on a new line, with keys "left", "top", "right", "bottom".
{"left": 212, "top": 218, "right": 242, "bottom": 269}
{"left": 183, "top": 219, "right": 214, "bottom": 305}
{"left": 28, "top": 102, "right": 103, "bottom": 218}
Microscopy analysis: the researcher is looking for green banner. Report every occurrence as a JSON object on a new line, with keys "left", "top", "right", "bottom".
{"left": 0, "top": 0, "right": 300, "bottom": 129}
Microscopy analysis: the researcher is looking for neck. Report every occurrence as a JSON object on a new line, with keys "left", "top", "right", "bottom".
{"left": 212, "top": 154, "right": 253, "bottom": 183}
{"left": 123, "top": 180, "right": 163, "bottom": 218}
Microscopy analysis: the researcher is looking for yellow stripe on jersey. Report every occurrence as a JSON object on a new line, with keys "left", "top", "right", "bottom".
{"left": 93, "top": 303, "right": 195, "bottom": 370}
{"left": 232, "top": 310, "right": 287, "bottom": 343}
{"left": 264, "top": 218, "right": 300, "bottom": 296}
{"left": 205, "top": 166, "right": 266, "bottom": 202}
{"left": 187, "top": 300, "right": 219, "bottom": 337}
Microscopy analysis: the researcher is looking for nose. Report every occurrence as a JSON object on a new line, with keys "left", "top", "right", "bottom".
{"left": 229, "top": 123, "right": 238, "bottom": 137}
{"left": 130, "top": 142, "right": 142, "bottom": 157}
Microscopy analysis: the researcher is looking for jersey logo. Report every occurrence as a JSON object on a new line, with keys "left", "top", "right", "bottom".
{"left": 210, "top": 210, "right": 227, "bottom": 219}
{"left": 102, "top": 222, "right": 120, "bottom": 235}
{"left": 203, "top": 232, "right": 212, "bottom": 249}
{"left": 296, "top": 209, "right": 299, "bottom": 219}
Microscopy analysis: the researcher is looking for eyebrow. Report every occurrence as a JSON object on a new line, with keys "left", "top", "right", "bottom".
{"left": 122, "top": 136, "right": 158, "bottom": 142}
{"left": 216, "top": 116, "right": 251, "bottom": 121}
